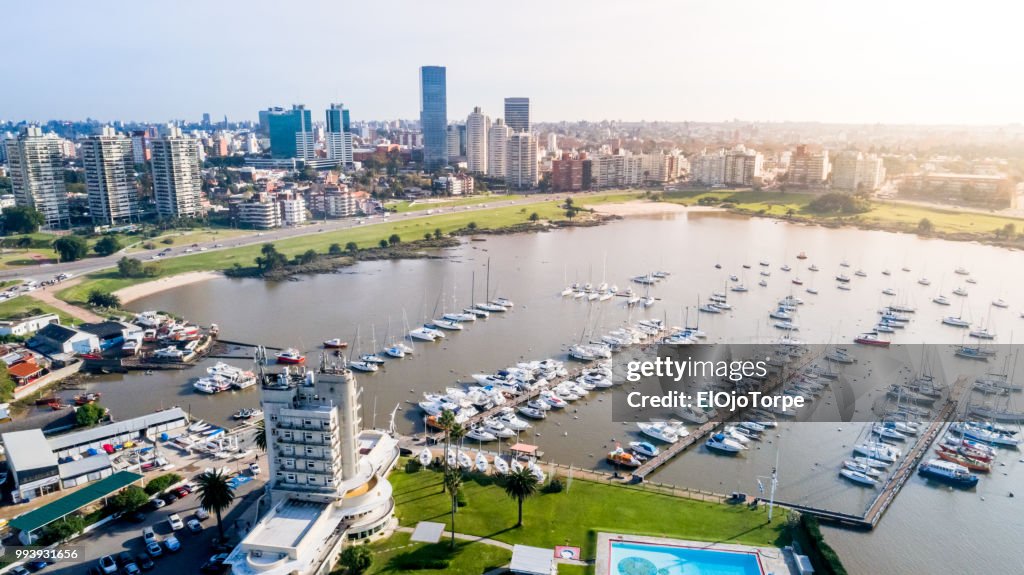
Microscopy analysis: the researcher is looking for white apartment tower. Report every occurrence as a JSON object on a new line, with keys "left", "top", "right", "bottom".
{"left": 506, "top": 131, "right": 538, "bottom": 189}
{"left": 487, "top": 119, "right": 511, "bottom": 179}
{"left": 81, "top": 126, "right": 140, "bottom": 226}
{"left": 466, "top": 107, "right": 490, "bottom": 174}
{"left": 151, "top": 125, "right": 204, "bottom": 218}
{"left": 4, "top": 126, "right": 70, "bottom": 228}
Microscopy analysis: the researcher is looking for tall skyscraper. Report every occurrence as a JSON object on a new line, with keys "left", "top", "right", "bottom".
{"left": 506, "top": 131, "right": 538, "bottom": 189}
{"left": 267, "top": 105, "right": 314, "bottom": 160}
{"left": 4, "top": 126, "right": 70, "bottom": 229}
{"left": 504, "top": 97, "right": 531, "bottom": 133}
{"left": 326, "top": 103, "right": 354, "bottom": 167}
{"left": 419, "top": 66, "right": 447, "bottom": 170}
{"left": 81, "top": 126, "right": 140, "bottom": 226}
{"left": 466, "top": 107, "right": 490, "bottom": 174}
{"left": 487, "top": 119, "right": 511, "bottom": 179}
{"left": 151, "top": 125, "right": 203, "bottom": 218}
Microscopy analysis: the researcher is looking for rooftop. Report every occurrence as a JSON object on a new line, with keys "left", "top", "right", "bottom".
{"left": 2, "top": 429, "right": 58, "bottom": 472}
{"left": 47, "top": 407, "right": 187, "bottom": 451}
{"left": 9, "top": 471, "right": 142, "bottom": 534}
{"left": 245, "top": 499, "right": 326, "bottom": 550}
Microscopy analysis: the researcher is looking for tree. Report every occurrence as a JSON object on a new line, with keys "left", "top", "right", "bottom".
{"left": 917, "top": 218, "right": 934, "bottom": 234}
{"left": 93, "top": 236, "right": 123, "bottom": 256}
{"left": 256, "top": 243, "right": 287, "bottom": 271}
{"left": 466, "top": 222, "right": 477, "bottom": 231}
{"left": 378, "top": 239, "right": 388, "bottom": 248}
{"left": 53, "top": 236, "right": 88, "bottom": 262}
{"left": 111, "top": 486, "right": 149, "bottom": 513}
{"left": 87, "top": 290, "right": 121, "bottom": 308}
{"left": 328, "top": 243, "right": 343, "bottom": 256}
{"left": 76, "top": 403, "right": 106, "bottom": 427}
{"left": 444, "top": 467, "right": 463, "bottom": 549}
{"left": 564, "top": 197, "right": 574, "bottom": 209}
{"left": 437, "top": 409, "right": 457, "bottom": 489}
{"left": 433, "top": 228, "right": 443, "bottom": 239}
{"left": 255, "top": 419, "right": 266, "bottom": 452}
{"left": 2, "top": 206, "right": 45, "bottom": 234}
{"left": 0, "top": 363, "right": 15, "bottom": 402}
{"left": 38, "top": 515, "right": 86, "bottom": 545}
{"left": 338, "top": 544, "right": 373, "bottom": 575}
{"left": 116, "top": 256, "right": 157, "bottom": 278}
{"left": 195, "top": 469, "right": 236, "bottom": 540}
{"left": 502, "top": 467, "right": 539, "bottom": 527}
{"left": 298, "top": 249, "right": 318, "bottom": 264}
{"left": 529, "top": 212, "right": 540, "bottom": 222}
{"left": 565, "top": 209, "right": 576, "bottom": 220}
{"left": 388, "top": 234, "right": 401, "bottom": 246}
{"left": 345, "top": 241, "right": 358, "bottom": 253}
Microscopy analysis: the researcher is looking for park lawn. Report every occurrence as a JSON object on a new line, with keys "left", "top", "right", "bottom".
{"left": 385, "top": 193, "right": 512, "bottom": 213}
{"left": 390, "top": 466, "right": 787, "bottom": 560}
{"left": 558, "top": 565, "right": 591, "bottom": 575}
{"left": 58, "top": 201, "right": 571, "bottom": 304}
{"left": 350, "top": 531, "right": 511, "bottom": 575}
{"left": 0, "top": 250, "right": 58, "bottom": 269}
{"left": 124, "top": 228, "right": 251, "bottom": 253}
{"left": 0, "top": 296, "right": 77, "bottom": 324}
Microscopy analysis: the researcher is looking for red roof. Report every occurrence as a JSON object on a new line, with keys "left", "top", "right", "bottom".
{"left": 8, "top": 362, "right": 42, "bottom": 379}
{"left": 508, "top": 443, "right": 539, "bottom": 455}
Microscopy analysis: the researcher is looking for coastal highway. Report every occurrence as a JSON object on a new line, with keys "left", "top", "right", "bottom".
{"left": 0, "top": 193, "right": 573, "bottom": 285}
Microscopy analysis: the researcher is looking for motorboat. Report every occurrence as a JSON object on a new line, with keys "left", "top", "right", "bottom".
{"left": 629, "top": 441, "right": 660, "bottom": 458}
{"left": 323, "top": 338, "right": 348, "bottom": 349}
{"left": 917, "top": 277, "right": 931, "bottom": 286}
{"left": 935, "top": 446, "right": 991, "bottom": 472}
{"left": 466, "top": 426, "right": 498, "bottom": 442}
{"left": 839, "top": 468, "right": 878, "bottom": 487}
{"left": 882, "top": 288, "right": 897, "bottom": 296}
{"left": 526, "top": 399, "right": 552, "bottom": 411}
{"left": 918, "top": 459, "right": 978, "bottom": 488}
{"left": 638, "top": 422, "right": 679, "bottom": 443}
{"left": 705, "top": 433, "right": 745, "bottom": 454}
{"left": 855, "top": 332, "right": 890, "bottom": 347}
{"left": 607, "top": 447, "right": 643, "bottom": 468}
{"left": 496, "top": 409, "right": 531, "bottom": 431}
{"left": 933, "top": 295, "right": 951, "bottom": 305}
{"left": 954, "top": 266, "right": 970, "bottom": 275}
{"left": 275, "top": 348, "right": 305, "bottom": 364}
{"left": 538, "top": 392, "right": 568, "bottom": 409}
{"left": 518, "top": 406, "right": 547, "bottom": 419}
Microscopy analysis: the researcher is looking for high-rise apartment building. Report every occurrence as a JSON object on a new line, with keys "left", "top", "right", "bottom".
{"left": 466, "top": 107, "right": 490, "bottom": 174}
{"left": 81, "top": 126, "right": 140, "bottom": 226}
{"left": 788, "top": 145, "right": 830, "bottom": 186}
{"left": 325, "top": 103, "right": 354, "bottom": 167}
{"left": 151, "top": 125, "right": 204, "bottom": 218}
{"left": 447, "top": 125, "right": 462, "bottom": 161}
{"left": 4, "top": 126, "right": 70, "bottom": 228}
{"left": 487, "top": 119, "right": 511, "bottom": 179}
{"left": 831, "top": 151, "right": 885, "bottom": 192}
{"left": 504, "top": 97, "right": 531, "bottom": 133}
{"left": 130, "top": 130, "right": 150, "bottom": 164}
{"left": 506, "top": 131, "right": 538, "bottom": 189}
{"left": 267, "top": 105, "right": 314, "bottom": 160}
{"left": 419, "top": 66, "right": 447, "bottom": 170}
{"left": 723, "top": 146, "right": 764, "bottom": 186}
{"left": 551, "top": 153, "right": 591, "bottom": 192}
{"left": 689, "top": 149, "right": 727, "bottom": 186}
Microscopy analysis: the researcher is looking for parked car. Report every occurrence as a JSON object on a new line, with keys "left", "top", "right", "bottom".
{"left": 98, "top": 556, "right": 118, "bottom": 574}
{"left": 145, "top": 542, "right": 163, "bottom": 558}
{"left": 174, "top": 486, "right": 190, "bottom": 498}
{"left": 142, "top": 527, "right": 157, "bottom": 544}
{"left": 124, "top": 510, "right": 147, "bottom": 523}
{"left": 147, "top": 498, "right": 166, "bottom": 510}
{"left": 135, "top": 554, "right": 154, "bottom": 571}
{"left": 26, "top": 560, "right": 50, "bottom": 572}
{"left": 121, "top": 563, "right": 140, "bottom": 575}
{"left": 9, "top": 566, "right": 30, "bottom": 575}
{"left": 200, "top": 553, "right": 230, "bottom": 574}
{"left": 163, "top": 535, "right": 181, "bottom": 552}
{"left": 160, "top": 492, "right": 178, "bottom": 504}
{"left": 195, "top": 507, "right": 210, "bottom": 521}
{"left": 167, "top": 513, "right": 184, "bottom": 530}
{"left": 117, "top": 552, "right": 134, "bottom": 567}
{"left": 187, "top": 518, "right": 203, "bottom": 533}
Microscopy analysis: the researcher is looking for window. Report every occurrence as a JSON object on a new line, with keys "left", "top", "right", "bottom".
{"left": 286, "top": 473, "right": 296, "bottom": 481}
{"left": 304, "top": 433, "right": 314, "bottom": 440}
{"left": 307, "top": 461, "right": 316, "bottom": 469}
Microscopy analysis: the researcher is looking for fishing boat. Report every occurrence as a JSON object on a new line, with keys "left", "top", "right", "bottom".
{"left": 607, "top": 447, "right": 643, "bottom": 468}
{"left": 839, "top": 468, "right": 878, "bottom": 486}
{"left": 705, "top": 433, "right": 745, "bottom": 454}
{"left": 918, "top": 459, "right": 979, "bottom": 488}
{"left": 629, "top": 441, "right": 660, "bottom": 458}
{"left": 855, "top": 332, "right": 890, "bottom": 347}
{"left": 323, "top": 338, "right": 348, "bottom": 349}
{"left": 73, "top": 392, "right": 102, "bottom": 405}
{"left": 936, "top": 446, "right": 991, "bottom": 472}
{"left": 275, "top": 349, "right": 305, "bottom": 364}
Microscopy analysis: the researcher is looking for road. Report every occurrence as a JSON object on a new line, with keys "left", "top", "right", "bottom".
{"left": 0, "top": 194, "right": 569, "bottom": 285}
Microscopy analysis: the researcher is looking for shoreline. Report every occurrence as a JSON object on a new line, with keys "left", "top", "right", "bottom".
{"left": 592, "top": 202, "right": 711, "bottom": 216}
{"left": 113, "top": 270, "right": 222, "bottom": 304}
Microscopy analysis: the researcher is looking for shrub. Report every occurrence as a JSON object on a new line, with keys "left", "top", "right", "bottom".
{"left": 75, "top": 403, "right": 106, "bottom": 427}
{"left": 144, "top": 473, "right": 183, "bottom": 495}
{"left": 93, "top": 235, "right": 123, "bottom": 256}
{"left": 405, "top": 459, "right": 423, "bottom": 473}
{"left": 87, "top": 290, "right": 121, "bottom": 308}
{"left": 543, "top": 478, "right": 564, "bottom": 493}
{"left": 111, "top": 486, "right": 149, "bottom": 512}
{"left": 37, "top": 515, "right": 86, "bottom": 545}
{"left": 160, "top": 237, "right": 174, "bottom": 245}
{"left": 455, "top": 487, "right": 468, "bottom": 508}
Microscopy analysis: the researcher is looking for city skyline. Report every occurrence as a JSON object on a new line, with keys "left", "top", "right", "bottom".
{"left": 4, "top": 0, "right": 1023, "bottom": 126}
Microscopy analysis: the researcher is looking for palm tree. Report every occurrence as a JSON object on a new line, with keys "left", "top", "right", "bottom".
{"left": 443, "top": 467, "right": 463, "bottom": 549}
{"left": 195, "top": 470, "right": 237, "bottom": 539}
{"left": 502, "top": 467, "right": 539, "bottom": 527}
{"left": 438, "top": 409, "right": 457, "bottom": 491}
{"left": 255, "top": 419, "right": 266, "bottom": 452}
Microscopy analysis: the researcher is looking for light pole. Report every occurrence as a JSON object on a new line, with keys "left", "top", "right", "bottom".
{"left": 756, "top": 445, "right": 780, "bottom": 521}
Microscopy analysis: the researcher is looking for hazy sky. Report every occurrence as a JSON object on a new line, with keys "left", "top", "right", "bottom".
{"left": 4, "top": 0, "right": 1022, "bottom": 125}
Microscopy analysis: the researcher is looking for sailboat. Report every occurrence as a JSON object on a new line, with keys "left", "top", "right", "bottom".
{"left": 348, "top": 327, "right": 380, "bottom": 373}
{"left": 477, "top": 258, "right": 508, "bottom": 311}
{"left": 359, "top": 326, "right": 387, "bottom": 364}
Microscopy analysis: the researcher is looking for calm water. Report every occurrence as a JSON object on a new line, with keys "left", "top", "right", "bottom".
{"left": 98, "top": 210, "right": 1024, "bottom": 574}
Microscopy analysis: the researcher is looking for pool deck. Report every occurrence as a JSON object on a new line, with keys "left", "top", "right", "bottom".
{"left": 594, "top": 532, "right": 794, "bottom": 575}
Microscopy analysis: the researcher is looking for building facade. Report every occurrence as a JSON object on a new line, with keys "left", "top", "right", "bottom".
{"left": 4, "top": 126, "right": 70, "bottom": 229}
{"left": 831, "top": 151, "right": 885, "bottom": 192}
{"left": 419, "top": 66, "right": 447, "bottom": 170}
{"left": 466, "top": 107, "right": 490, "bottom": 174}
{"left": 268, "top": 105, "right": 315, "bottom": 160}
{"left": 151, "top": 126, "right": 204, "bottom": 218}
{"left": 81, "top": 126, "right": 140, "bottom": 225}
{"left": 506, "top": 132, "right": 538, "bottom": 189}
{"left": 487, "top": 119, "right": 511, "bottom": 179}
{"left": 325, "top": 103, "right": 353, "bottom": 167}
{"left": 551, "top": 154, "right": 591, "bottom": 192}
{"left": 504, "top": 97, "right": 531, "bottom": 133}
{"left": 788, "top": 145, "right": 830, "bottom": 187}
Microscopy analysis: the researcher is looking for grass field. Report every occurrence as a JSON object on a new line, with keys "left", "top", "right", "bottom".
{"left": 385, "top": 194, "right": 515, "bottom": 213}
{"left": 124, "top": 228, "right": 251, "bottom": 252}
{"left": 343, "top": 532, "right": 511, "bottom": 575}
{"left": 390, "top": 465, "right": 787, "bottom": 559}
{"left": 557, "top": 565, "right": 591, "bottom": 575}
{"left": 0, "top": 295, "right": 77, "bottom": 324}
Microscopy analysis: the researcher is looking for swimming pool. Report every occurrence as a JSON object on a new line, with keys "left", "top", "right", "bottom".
{"left": 608, "top": 540, "right": 765, "bottom": 575}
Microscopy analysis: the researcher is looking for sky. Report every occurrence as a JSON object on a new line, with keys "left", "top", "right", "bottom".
{"left": 3, "top": 0, "right": 1023, "bottom": 126}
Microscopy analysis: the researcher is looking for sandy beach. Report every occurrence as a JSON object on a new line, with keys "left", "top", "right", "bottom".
{"left": 591, "top": 201, "right": 720, "bottom": 216}
{"left": 114, "top": 270, "right": 222, "bottom": 304}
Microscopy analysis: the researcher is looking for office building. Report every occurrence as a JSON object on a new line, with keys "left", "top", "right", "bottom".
{"left": 447, "top": 125, "right": 462, "bottom": 161}
{"left": 151, "top": 125, "right": 204, "bottom": 218}
{"left": 487, "top": 119, "right": 511, "bottom": 179}
{"left": 466, "top": 107, "right": 490, "bottom": 174}
{"left": 267, "top": 105, "right": 314, "bottom": 160}
{"left": 506, "top": 132, "right": 538, "bottom": 189}
{"left": 4, "top": 126, "right": 70, "bottom": 229}
{"left": 326, "top": 103, "right": 354, "bottom": 167}
{"left": 504, "top": 97, "right": 531, "bottom": 133}
{"left": 226, "top": 361, "right": 398, "bottom": 575}
{"left": 80, "top": 126, "right": 140, "bottom": 226}
{"left": 419, "top": 66, "right": 447, "bottom": 170}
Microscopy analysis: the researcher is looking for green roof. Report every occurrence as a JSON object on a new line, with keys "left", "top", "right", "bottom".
{"left": 9, "top": 470, "right": 143, "bottom": 533}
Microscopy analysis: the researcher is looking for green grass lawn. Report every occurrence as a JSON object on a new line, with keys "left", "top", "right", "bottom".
{"left": 558, "top": 565, "right": 591, "bottom": 575}
{"left": 390, "top": 465, "right": 787, "bottom": 560}
{"left": 0, "top": 250, "right": 58, "bottom": 269}
{"left": 345, "top": 531, "right": 511, "bottom": 575}
{"left": 0, "top": 295, "right": 78, "bottom": 324}
{"left": 57, "top": 201, "right": 572, "bottom": 304}
{"left": 385, "top": 194, "right": 514, "bottom": 213}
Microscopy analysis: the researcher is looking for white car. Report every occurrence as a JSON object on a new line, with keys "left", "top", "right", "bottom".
{"left": 142, "top": 526, "right": 157, "bottom": 544}
{"left": 98, "top": 555, "right": 118, "bottom": 574}
{"left": 167, "top": 513, "right": 184, "bottom": 530}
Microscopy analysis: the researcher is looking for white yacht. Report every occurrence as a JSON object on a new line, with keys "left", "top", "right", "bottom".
{"left": 705, "top": 433, "right": 746, "bottom": 454}
{"left": 637, "top": 422, "right": 679, "bottom": 443}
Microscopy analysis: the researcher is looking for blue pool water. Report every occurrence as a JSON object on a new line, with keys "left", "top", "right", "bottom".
{"left": 609, "top": 541, "right": 764, "bottom": 575}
